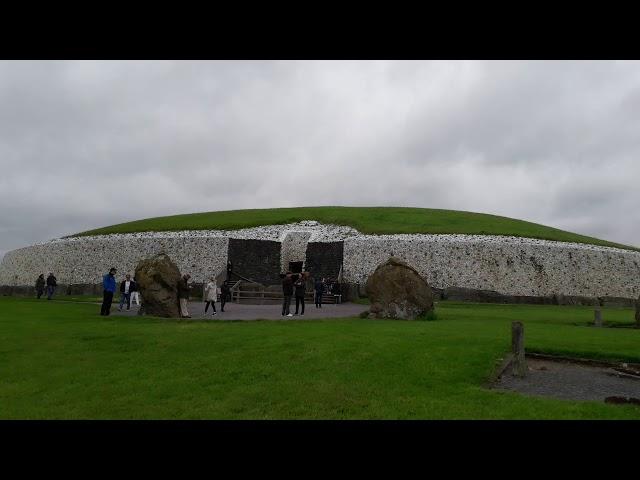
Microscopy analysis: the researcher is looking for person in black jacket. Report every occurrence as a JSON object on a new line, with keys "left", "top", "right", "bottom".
{"left": 35, "top": 274, "right": 45, "bottom": 299}
{"left": 294, "top": 273, "right": 306, "bottom": 316}
{"left": 220, "top": 281, "right": 230, "bottom": 312}
{"left": 46, "top": 273, "right": 57, "bottom": 300}
{"left": 314, "top": 277, "right": 325, "bottom": 308}
{"left": 281, "top": 272, "right": 293, "bottom": 317}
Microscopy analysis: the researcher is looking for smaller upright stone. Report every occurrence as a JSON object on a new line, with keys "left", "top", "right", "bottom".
{"left": 511, "top": 321, "right": 527, "bottom": 378}
{"left": 635, "top": 296, "right": 640, "bottom": 329}
{"left": 594, "top": 308, "right": 602, "bottom": 327}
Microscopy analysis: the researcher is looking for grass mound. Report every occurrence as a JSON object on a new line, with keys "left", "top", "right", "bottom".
{"left": 72, "top": 206, "right": 637, "bottom": 251}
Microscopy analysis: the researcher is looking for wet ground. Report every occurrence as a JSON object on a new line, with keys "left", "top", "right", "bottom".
{"left": 111, "top": 301, "right": 369, "bottom": 321}
{"left": 494, "top": 358, "right": 640, "bottom": 402}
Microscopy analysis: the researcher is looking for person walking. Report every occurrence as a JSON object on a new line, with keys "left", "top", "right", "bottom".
{"left": 178, "top": 274, "right": 192, "bottom": 318}
{"left": 46, "top": 272, "right": 57, "bottom": 300}
{"left": 220, "top": 281, "right": 230, "bottom": 312}
{"left": 294, "top": 274, "right": 306, "bottom": 316}
{"left": 35, "top": 274, "right": 45, "bottom": 299}
{"left": 226, "top": 260, "right": 233, "bottom": 282}
{"left": 204, "top": 276, "right": 217, "bottom": 316}
{"left": 281, "top": 271, "right": 294, "bottom": 317}
{"left": 118, "top": 274, "right": 133, "bottom": 311}
{"left": 314, "top": 277, "right": 325, "bottom": 308}
{"left": 101, "top": 268, "right": 117, "bottom": 316}
{"left": 130, "top": 277, "right": 140, "bottom": 306}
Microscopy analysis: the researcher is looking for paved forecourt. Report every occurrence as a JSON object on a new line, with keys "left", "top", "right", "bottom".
{"left": 113, "top": 301, "right": 369, "bottom": 321}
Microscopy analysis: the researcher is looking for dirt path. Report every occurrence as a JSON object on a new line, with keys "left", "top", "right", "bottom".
{"left": 494, "top": 358, "right": 640, "bottom": 402}
{"left": 111, "top": 301, "right": 369, "bottom": 321}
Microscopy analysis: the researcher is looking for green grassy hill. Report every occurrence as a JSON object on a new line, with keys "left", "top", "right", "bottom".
{"left": 72, "top": 206, "right": 637, "bottom": 251}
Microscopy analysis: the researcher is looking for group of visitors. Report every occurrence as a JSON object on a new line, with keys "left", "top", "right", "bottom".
{"left": 280, "top": 273, "right": 340, "bottom": 316}
{"left": 96, "top": 267, "right": 232, "bottom": 319}
{"left": 34, "top": 273, "right": 58, "bottom": 300}
{"left": 179, "top": 274, "right": 231, "bottom": 318}
{"left": 280, "top": 272, "right": 299, "bottom": 317}
{"left": 100, "top": 268, "right": 140, "bottom": 316}
{"left": 316, "top": 278, "right": 341, "bottom": 304}
{"left": 46, "top": 265, "right": 338, "bottom": 319}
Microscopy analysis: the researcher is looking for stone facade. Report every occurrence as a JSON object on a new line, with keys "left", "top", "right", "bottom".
{"left": 343, "top": 234, "right": 640, "bottom": 299}
{"left": 0, "top": 235, "right": 229, "bottom": 287}
{"left": 228, "top": 238, "right": 281, "bottom": 285}
{"left": 1, "top": 223, "right": 639, "bottom": 301}
{"left": 305, "top": 241, "right": 344, "bottom": 280}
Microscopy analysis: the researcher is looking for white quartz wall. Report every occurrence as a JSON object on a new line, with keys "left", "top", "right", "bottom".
{"left": 279, "top": 231, "right": 312, "bottom": 271}
{"left": 0, "top": 222, "right": 358, "bottom": 286}
{"left": 2, "top": 223, "right": 640, "bottom": 299}
{"left": 343, "top": 234, "right": 640, "bottom": 298}
{"left": 0, "top": 236, "right": 229, "bottom": 285}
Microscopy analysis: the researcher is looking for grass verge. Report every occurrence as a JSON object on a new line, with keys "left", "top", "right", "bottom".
{"left": 1, "top": 297, "right": 639, "bottom": 419}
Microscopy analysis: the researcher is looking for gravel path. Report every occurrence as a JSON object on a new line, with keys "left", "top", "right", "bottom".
{"left": 111, "top": 301, "right": 369, "bottom": 321}
{"left": 494, "top": 358, "right": 640, "bottom": 402}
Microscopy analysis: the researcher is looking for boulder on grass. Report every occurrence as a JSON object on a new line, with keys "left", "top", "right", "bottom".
{"left": 365, "top": 257, "right": 434, "bottom": 320}
{"left": 134, "top": 253, "right": 182, "bottom": 318}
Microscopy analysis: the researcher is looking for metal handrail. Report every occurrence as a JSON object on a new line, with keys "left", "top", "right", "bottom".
{"left": 228, "top": 271, "right": 261, "bottom": 285}
{"left": 229, "top": 280, "right": 242, "bottom": 302}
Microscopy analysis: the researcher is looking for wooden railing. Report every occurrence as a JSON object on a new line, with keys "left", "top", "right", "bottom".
{"left": 229, "top": 284, "right": 341, "bottom": 305}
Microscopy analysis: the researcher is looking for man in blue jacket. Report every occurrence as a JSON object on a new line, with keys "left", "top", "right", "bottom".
{"left": 100, "top": 267, "right": 117, "bottom": 316}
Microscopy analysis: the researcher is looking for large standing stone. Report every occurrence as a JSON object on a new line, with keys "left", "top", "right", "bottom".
{"left": 134, "top": 253, "right": 182, "bottom": 318}
{"left": 365, "top": 257, "right": 434, "bottom": 319}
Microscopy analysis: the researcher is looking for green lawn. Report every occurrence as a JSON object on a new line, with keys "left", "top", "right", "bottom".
{"left": 71, "top": 206, "right": 638, "bottom": 251}
{"left": 1, "top": 297, "right": 639, "bottom": 419}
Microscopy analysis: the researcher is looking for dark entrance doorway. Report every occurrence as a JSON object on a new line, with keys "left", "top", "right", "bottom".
{"left": 289, "top": 261, "right": 303, "bottom": 273}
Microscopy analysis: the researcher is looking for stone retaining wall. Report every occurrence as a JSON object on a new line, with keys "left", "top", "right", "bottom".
{"left": 2, "top": 223, "right": 639, "bottom": 301}
{"left": 343, "top": 234, "right": 640, "bottom": 299}
{"left": 305, "top": 241, "right": 344, "bottom": 280}
{"left": 228, "top": 238, "right": 281, "bottom": 285}
{"left": 0, "top": 235, "right": 228, "bottom": 287}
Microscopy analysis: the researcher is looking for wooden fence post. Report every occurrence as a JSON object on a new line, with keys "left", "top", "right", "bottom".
{"left": 511, "top": 321, "right": 527, "bottom": 378}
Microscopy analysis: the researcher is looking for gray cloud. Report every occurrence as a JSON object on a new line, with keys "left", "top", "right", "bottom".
{"left": 1, "top": 60, "right": 639, "bottom": 259}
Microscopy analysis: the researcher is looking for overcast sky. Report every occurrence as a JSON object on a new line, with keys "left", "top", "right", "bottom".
{"left": 1, "top": 60, "right": 639, "bottom": 259}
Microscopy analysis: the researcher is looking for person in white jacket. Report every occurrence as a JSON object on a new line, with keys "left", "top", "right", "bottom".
{"left": 204, "top": 276, "right": 217, "bottom": 315}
